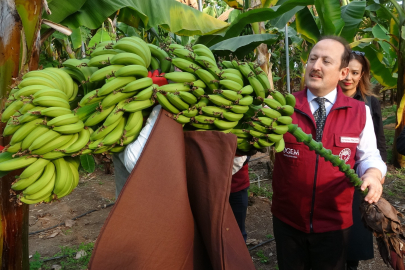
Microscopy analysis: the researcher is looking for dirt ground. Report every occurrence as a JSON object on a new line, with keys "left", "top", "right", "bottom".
{"left": 29, "top": 154, "right": 401, "bottom": 269}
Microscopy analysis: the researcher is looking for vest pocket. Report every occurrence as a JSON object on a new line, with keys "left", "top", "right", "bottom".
{"left": 333, "top": 134, "right": 358, "bottom": 166}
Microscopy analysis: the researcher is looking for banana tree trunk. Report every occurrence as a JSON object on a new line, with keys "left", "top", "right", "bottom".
{"left": 394, "top": 28, "right": 405, "bottom": 168}
{"left": 0, "top": 0, "right": 42, "bottom": 268}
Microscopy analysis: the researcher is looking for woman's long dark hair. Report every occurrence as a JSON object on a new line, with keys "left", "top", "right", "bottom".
{"left": 350, "top": 52, "right": 373, "bottom": 101}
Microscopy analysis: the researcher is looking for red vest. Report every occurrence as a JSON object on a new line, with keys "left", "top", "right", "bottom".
{"left": 271, "top": 87, "right": 366, "bottom": 233}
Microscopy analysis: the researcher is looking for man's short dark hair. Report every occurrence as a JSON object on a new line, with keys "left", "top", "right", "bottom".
{"left": 318, "top": 36, "right": 352, "bottom": 69}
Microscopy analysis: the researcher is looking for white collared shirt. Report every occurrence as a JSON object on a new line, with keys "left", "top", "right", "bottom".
{"left": 307, "top": 88, "right": 387, "bottom": 178}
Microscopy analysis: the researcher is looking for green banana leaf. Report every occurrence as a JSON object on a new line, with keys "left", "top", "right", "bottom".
{"left": 209, "top": 33, "right": 278, "bottom": 57}
{"left": 80, "top": 154, "right": 95, "bottom": 173}
{"left": 87, "top": 28, "right": 112, "bottom": 48}
{"left": 223, "top": 0, "right": 244, "bottom": 10}
{"left": 262, "top": 0, "right": 279, "bottom": 8}
{"left": 228, "top": 9, "right": 242, "bottom": 23}
{"left": 196, "top": 0, "right": 314, "bottom": 47}
{"left": 70, "top": 26, "right": 91, "bottom": 50}
{"left": 340, "top": 1, "right": 367, "bottom": 42}
{"left": 43, "top": 0, "right": 87, "bottom": 24}
{"left": 295, "top": 7, "right": 320, "bottom": 44}
{"left": 116, "top": 22, "right": 140, "bottom": 38}
{"left": 59, "top": 0, "right": 229, "bottom": 36}
{"left": 314, "top": 0, "right": 344, "bottom": 36}
{"left": 268, "top": 6, "right": 304, "bottom": 29}
{"left": 372, "top": 24, "right": 396, "bottom": 60}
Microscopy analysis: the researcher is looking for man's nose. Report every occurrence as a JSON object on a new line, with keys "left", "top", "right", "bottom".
{"left": 312, "top": 59, "right": 321, "bottom": 70}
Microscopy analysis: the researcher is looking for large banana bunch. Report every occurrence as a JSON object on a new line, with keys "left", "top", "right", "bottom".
{"left": 158, "top": 43, "right": 295, "bottom": 153}
{"left": 0, "top": 37, "right": 295, "bottom": 205}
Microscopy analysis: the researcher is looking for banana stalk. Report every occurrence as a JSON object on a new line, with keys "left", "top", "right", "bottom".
{"left": 287, "top": 124, "right": 366, "bottom": 193}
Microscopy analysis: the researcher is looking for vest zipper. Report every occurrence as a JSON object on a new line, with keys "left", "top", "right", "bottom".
{"left": 310, "top": 154, "right": 319, "bottom": 233}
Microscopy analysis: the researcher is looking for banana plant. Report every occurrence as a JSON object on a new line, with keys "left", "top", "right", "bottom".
{"left": 348, "top": 0, "right": 405, "bottom": 168}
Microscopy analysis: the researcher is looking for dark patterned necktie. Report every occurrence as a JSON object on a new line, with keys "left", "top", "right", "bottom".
{"left": 313, "top": 97, "right": 326, "bottom": 142}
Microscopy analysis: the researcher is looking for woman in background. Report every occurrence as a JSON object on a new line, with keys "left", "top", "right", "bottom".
{"left": 339, "top": 50, "right": 387, "bottom": 270}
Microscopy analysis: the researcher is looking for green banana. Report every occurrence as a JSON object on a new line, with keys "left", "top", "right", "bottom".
{"left": 44, "top": 68, "right": 75, "bottom": 99}
{"left": 239, "top": 85, "right": 254, "bottom": 95}
{"left": 222, "top": 111, "right": 243, "bottom": 122}
{"left": 87, "top": 54, "right": 116, "bottom": 67}
{"left": 214, "top": 90, "right": 240, "bottom": 101}
{"left": 10, "top": 119, "right": 44, "bottom": 145}
{"left": 78, "top": 90, "right": 104, "bottom": 107}
{"left": 195, "top": 69, "right": 218, "bottom": 92}
{"left": 29, "top": 130, "right": 61, "bottom": 151}
{"left": 263, "top": 98, "right": 282, "bottom": 110}
{"left": 6, "top": 142, "right": 22, "bottom": 153}
{"left": 110, "top": 52, "right": 146, "bottom": 67}
{"left": 23, "top": 162, "right": 55, "bottom": 195}
{"left": 190, "top": 87, "right": 205, "bottom": 98}
{"left": 194, "top": 115, "right": 216, "bottom": 124}
{"left": 64, "top": 128, "right": 91, "bottom": 153}
{"left": 171, "top": 58, "right": 199, "bottom": 73}
{"left": 157, "top": 83, "right": 190, "bottom": 93}
{"left": 219, "top": 73, "right": 243, "bottom": 86}
{"left": 57, "top": 133, "right": 79, "bottom": 151}
{"left": 147, "top": 44, "right": 171, "bottom": 72}
{"left": 13, "top": 85, "right": 52, "bottom": 99}
{"left": 277, "top": 116, "right": 293, "bottom": 125}
{"left": 102, "top": 117, "right": 126, "bottom": 145}
{"left": 101, "top": 91, "right": 134, "bottom": 109}
{"left": 53, "top": 120, "right": 84, "bottom": 134}
{"left": 123, "top": 99, "right": 154, "bottom": 112}
{"left": 125, "top": 115, "right": 143, "bottom": 137}
{"left": 213, "top": 119, "right": 239, "bottom": 130}
{"left": 40, "top": 107, "right": 72, "bottom": 118}
{"left": 115, "top": 65, "right": 149, "bottom": 78}
{"left": 207, "top": 95, "right": 233, "bottom": 106}
{"left": 91, "top": 119, "right": 121, "bottom": 141}
{"left": 123, "top": 77, "right": 153, "bottom": 92}
{"left": 25, "top": 173, "right": 55, "bottom": 201}
{"left": 31, "top": 134, "right": 74, "bottom": 155}
{"left": 11, "top": 169, "right": 43, "bottom": 191}
{"left": 228, "top": 105, "right": 249, "bottom": 114}
{"left": 155, "top": 92, "right": 179, "bottom": 114}
{"left": 164, "top": 72, "right": 196, "bottom": 83}
{"left": 248, "top": 76, "right": 266, "bottom": 103}
{"left": 150, "top": 57, "right": 160, "bottom": 70}
{"left": 270, "top": 90, "right": 286, "bottom": 106}
{"left": 90, "top": 47, "right": 121, "bottom": 57}
{"left": 19, "top": 158, "right": 50, "bottom": 179}
{"left": 103, "top": 103, "right": 126, "bottom": 127}
{"left": 192, "top": 46, "right": 216, "bottom": 62}
{"left": 98, "top": 77, "right": 137, "bottom": 96}
{"left": 201, "top": 106, "right": 226, "bottom": 117}
{"left": 237, "top": 96, "right": 253, "bottom": 106}
{"left": 1, "top": 100, "right": 24, "bottom": 123}
{"left": 53, "top": 158, "right": 70, "bottom": 195}
{"left": 74, "top": 103, "right": 99, "bottom": 121}
{"left": 181, "top": 107, "right": 199, "bottom": 118}
{"left": 173, "top": 114, "right": 191, "bottom": 124}
{"left": 113, "top": 41, "right": 148, "bottom": 67}
{"left": 134, "top": 84, "right": 156, "bottom": 101}
{"left": 178, "top": 91, "right": 197, "bottom": 105}
{"left": 284, "top": 93, "right": 296, "bottom": 107}
{"left": 33, "top": 96, "right": 70, "bottom": 109}
{"left": 269, "top": 125, "right": 289, "bottom": 135}
{"left": 0, "top": 156, "right": 38, "bottom": 171}
{"left": 172, "top": 49, "right": 195, "bottom": 61}
{"left": 124, "top": 111, "right": 143, "bottom": 132}
{"left": 89, "top": 65, "right": 124, "bottom": 82}
{"left": 274, "top": 138, "right": 285, "bottom": 152}
{"left": 260, "top": 107, "right": 282, "bottom": 119}
{"left": 47, "top": 114, "right": 79, "bottom": 127}
{"left": 194, "top": 97, "right": 209, "bottom": 108}
{"left": 167, "top": 93, "right": 189, "bottom": 110}
{"left": 277, "top": 105, "right": 295, "bottom": 116}
{"left": 18, "top": 77, "right": 58, "bottom": 90}
{"left": 21, "top": 125, "right": 49, "bottom": 150}
{"left": 191, "top": 122, "right": 215, "bottom": 130}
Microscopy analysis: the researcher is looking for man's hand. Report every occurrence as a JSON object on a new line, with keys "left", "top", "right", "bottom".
{"left": 360, "top": 168, "right": 383, "bottom": 204}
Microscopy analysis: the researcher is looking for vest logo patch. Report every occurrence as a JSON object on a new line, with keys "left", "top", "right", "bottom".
{"left": 283, "top": 147, "right": 299, "bottom": 158}
{"left": 339, "top": 148, "right": 351, "bottom": 162}
{"left": 340, "top": 136, "right": 360, "bottom": 143}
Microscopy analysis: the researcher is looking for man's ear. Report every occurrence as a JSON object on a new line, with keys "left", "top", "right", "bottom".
{"left": 339, "top": 67, "right": 349, "bottom": 80}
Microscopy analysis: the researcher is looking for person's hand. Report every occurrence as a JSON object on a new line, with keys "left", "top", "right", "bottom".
{"left": 361, "top": 168, "right": 383, "bottom": 204}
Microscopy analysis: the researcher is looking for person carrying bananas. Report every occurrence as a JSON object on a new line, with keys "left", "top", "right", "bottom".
{"left": 271, "top": 36, "right": 387, "bottom": 270}
{"left": 112, "top": 69, "right": 254, "bottom": 242}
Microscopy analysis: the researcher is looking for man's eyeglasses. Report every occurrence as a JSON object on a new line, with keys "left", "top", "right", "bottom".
{"left": 352, "top": 51, "right": 365, "bottom": 56}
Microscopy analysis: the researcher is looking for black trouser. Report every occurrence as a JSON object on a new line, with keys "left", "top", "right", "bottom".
{"left": 229, "top": 187, "right": 249, "bottom": 242}
{"left": 273, "top": 216, "right": 351, "bottom": 270}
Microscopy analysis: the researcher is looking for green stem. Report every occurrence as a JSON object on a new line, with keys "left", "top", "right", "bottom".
{"left": 287, "top": 124, "right": 368, "bottom": 196}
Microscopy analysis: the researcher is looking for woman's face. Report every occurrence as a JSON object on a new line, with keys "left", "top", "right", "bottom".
{"left": 339, "top": 59, "right": 363, "bottom": 94}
